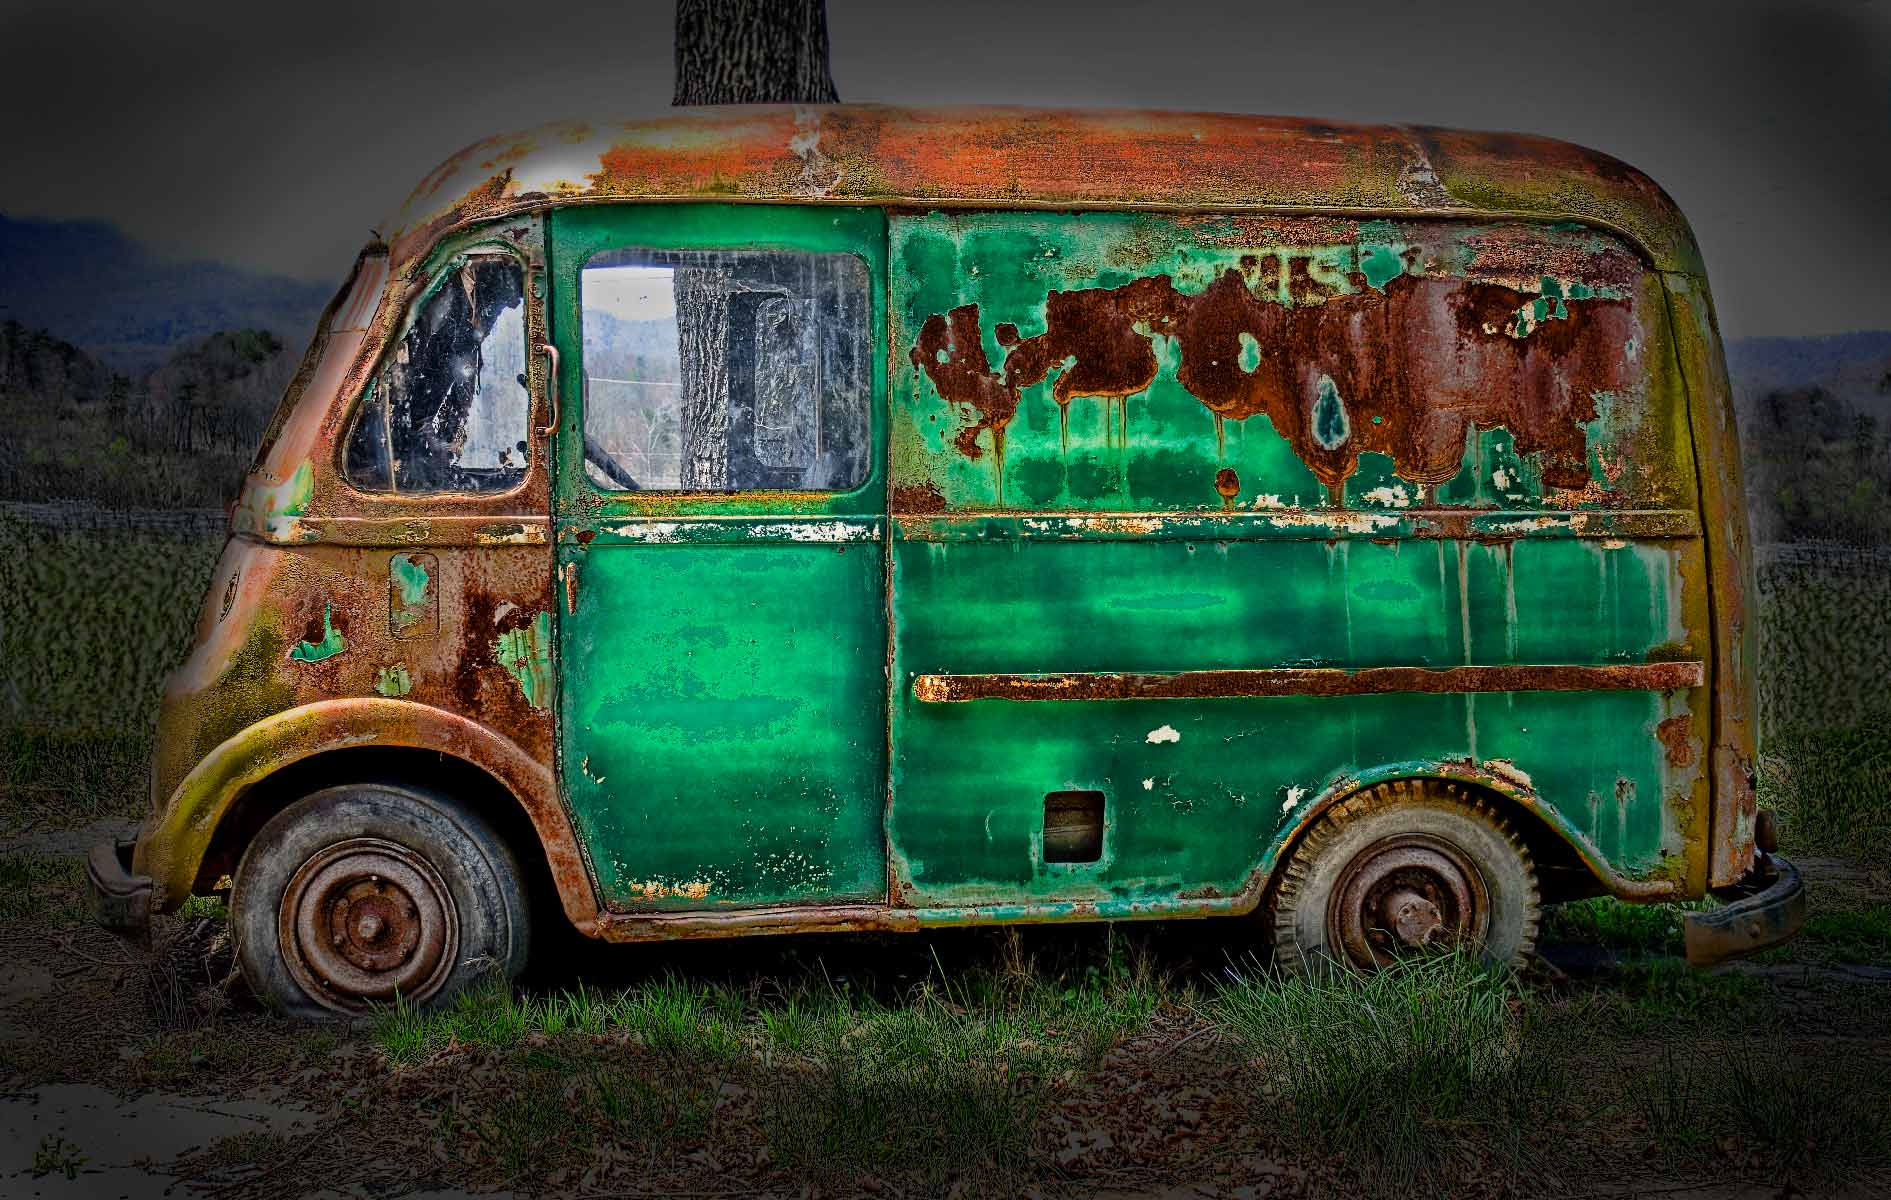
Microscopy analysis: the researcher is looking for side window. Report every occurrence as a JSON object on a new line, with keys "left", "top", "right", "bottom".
{"left": 579, "top": 249, "right": 869, "bottom": 492}
{"left": 345, "top": 253, "right": 531, "bottom": 493}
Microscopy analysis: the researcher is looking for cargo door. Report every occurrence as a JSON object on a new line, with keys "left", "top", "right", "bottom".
{"left": 548, "top": 204, "right": 887, "bottom": 910}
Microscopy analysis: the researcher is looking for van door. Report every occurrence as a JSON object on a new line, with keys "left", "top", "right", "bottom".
{"left": 548, "top": 205, "right": 887, "bottom": 911}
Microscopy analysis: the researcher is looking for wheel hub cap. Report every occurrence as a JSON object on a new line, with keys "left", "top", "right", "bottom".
{"left": 1328, "top": 833, "right": 1490, "bottom": 969}
{"left": 280, "top": 838, "right": 457, "bottom": 1011}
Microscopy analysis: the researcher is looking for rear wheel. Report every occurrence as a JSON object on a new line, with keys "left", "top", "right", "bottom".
{"left": 232, "top": 782, "right": 531, "bottom": 1018}
{"left": 1268, "top": 779, "right": 1539, "bottom": 972}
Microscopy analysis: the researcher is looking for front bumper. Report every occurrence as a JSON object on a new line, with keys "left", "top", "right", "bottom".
{"left": 1683, "top": 851, "right": 1806, "bottom": 967}
{"left": 86, "top": 838, "right": 154, "bottom": 945}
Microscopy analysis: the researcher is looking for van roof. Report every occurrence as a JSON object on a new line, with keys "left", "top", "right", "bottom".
{"left": 387, "top": 104, "right": 1703, "bottom": 275}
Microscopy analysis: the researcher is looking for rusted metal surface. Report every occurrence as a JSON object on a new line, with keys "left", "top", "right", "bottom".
{"left": 1684, "top": 852, "right": 1806, "bottom": 966}
{"left": 1664, "top": 277, "right": 1759, "bottom": 887}
{"left": 891, "top": 211, "right": 1682, "bottom": 514}
{"left": 909, "top": 269, "right": 1636, "bottom": 498}
{"left": 891, "top": 508, "right": 1702, "bottom": 542}
{"left": 135, "top": 698, "right": 596, "bottom": 928}
{"left": 280, "top": 837, "right": 457, "bottom": 1010}
{"left": 83, "top": 839, "right": 153, "bottom": 945}
{"left": 913, "top": 662, "right": 1705, "bottom": 704}
{"left": 1330, "top": 833, "right": 1488, "bottom": 968}
{"left": 134, "top": 211, "right": 589, "bottom": 926}
{"left": 385, "top": 106, "right": 1704, "bottom": 280}
{"left": 887, "top": 206, "right": 1711, "bottom": 913}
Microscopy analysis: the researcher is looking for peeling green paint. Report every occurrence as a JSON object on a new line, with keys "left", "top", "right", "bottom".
{"left": 374, "top": 662, "right": 413, "bottom": 697}
{"left": 288, "top": 604, "right": 345, "bottom": 663}
{"left": 1509, "top": 275, "right": 1628, "bottom": 338}
{"left": 389, "top": 553, "right": 436, "bottom": 637}
{"left": 494, "top": 611, "right": 553, "bottom": 709}
{"left": 1312, "top": 374, "right": 1350, "bottom": 450}
{"left": 390, "top": 554, "right": 429, "bottom": 608}
{"left": 1358, "top": 241, "right": 1408, "bottom": 290}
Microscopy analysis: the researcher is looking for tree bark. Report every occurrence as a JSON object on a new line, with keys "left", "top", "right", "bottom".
{"left": 673, "top": 0, "right": 839, "bottom": 106}
{"left": 675, "top": 268, "right": 733, "bottom": 489}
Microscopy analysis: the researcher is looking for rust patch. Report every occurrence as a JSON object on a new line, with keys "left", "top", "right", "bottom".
{"left": 1214, "top": 467, "right": 1240, "bottom": 508}
{"left": 890, "top": 479, "right": 948, "bottom": 514}
{"left": 909, "top": 304, "right": 1018, "bottom": 472}
{"left": 1656, "top": 713, "right": 1696, "bottom": 769}
{"left": 911, "top": 270, "right": 1634, "bottom": 494}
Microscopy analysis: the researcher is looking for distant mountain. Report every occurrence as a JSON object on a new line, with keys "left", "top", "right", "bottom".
{"left": 0, "top": 214, "right": 332, "bottom": 377}
{"left": 1727, "top": 331, "right": 1891, "bottom": 411}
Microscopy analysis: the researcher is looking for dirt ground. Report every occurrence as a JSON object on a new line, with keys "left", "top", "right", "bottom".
{"left": 1, "top": 813, "right": 1886, "bottom": 1200}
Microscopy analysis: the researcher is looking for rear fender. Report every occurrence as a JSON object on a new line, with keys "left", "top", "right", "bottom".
{"left": 1261, "top": 759, "right": 1682, "bottom": 905}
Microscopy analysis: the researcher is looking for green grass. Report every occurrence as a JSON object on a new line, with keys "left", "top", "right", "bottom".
{"left": 0, "top": 854, "right": 88, "bottom": 925}
{"left": 0, "top": 518, "right": 224, "bottom": 737}
{"left": 374, "top": 974, "right": 747, "bottom": 1067}
{"left": 31, "top": 1134, "right": 87, "bottom": 1181}
{"left": 1540, "top": 896, "right": 1702, "bottom": 955}
{"left": 0, "top": 724, "right": 150, "bottom": 834}
{"left": 1798, "top": 902, "right": 1891, "bottom": 964}
{"left": 1212, "top": 952, "right": 1562, "bottom": 1195}
{"left": 1761, "top": 719, "right": 1891, "bottom": 872}
{"left": 1582, "top": 957, "right": 1778, "bottom": 1033}
{"left": 365, "top": 937, "right": 1167, "bottom": 1192}
{"left": 1625, "top": 1042, "right": 1891, "bottom": 1186}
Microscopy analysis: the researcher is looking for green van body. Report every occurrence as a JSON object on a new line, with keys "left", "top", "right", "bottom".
{"left": 554, "top": 199, "right": 1701, "bottom": 921}
{"left": 90, "top": 107, "right": 1794, "bottom": 994}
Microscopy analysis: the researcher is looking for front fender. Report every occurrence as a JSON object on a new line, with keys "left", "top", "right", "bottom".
{"left": 1258, "top": 758, "right": 1682, "bottom": 905}
{"left": 136, "top": 698, "right": 599, "bottom": 928}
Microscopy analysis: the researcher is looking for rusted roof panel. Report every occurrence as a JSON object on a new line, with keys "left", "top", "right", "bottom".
{"left": 388, "top": 105, "right": 1703, "bottom": 275}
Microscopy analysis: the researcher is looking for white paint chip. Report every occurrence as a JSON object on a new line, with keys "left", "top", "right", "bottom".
{"left": 1142, "top": 777, "right": 1155, "bottom": 791}
{"left": 1146, "top": 725, "right": 1181, "bottom": 745}
{"left": 1283, "top": 785, "right": 1306, "bottom": 811}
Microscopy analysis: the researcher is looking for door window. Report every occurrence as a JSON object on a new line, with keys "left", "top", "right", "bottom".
{"left": 344, "top": 253, "right": 531, "bottom": 493}
{"left": 578, "top": 249, "right": 870, "bottom": 492}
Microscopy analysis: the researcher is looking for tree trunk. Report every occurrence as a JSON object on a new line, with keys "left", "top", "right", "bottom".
{"left": 668, "top": 0, "right": 836, "bottom": 491}
{"left": 675, "top": 268, "right": 734, "bottom": 489}
{"left": 673, "top": 0, "right": 839, "bottom": 106}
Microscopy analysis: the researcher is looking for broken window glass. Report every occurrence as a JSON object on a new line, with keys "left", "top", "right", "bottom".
{"left": 344, "top": 254, "right": 531, "bottom": 493}
{"left": 579, "top": 249, "right": 869, "bottom": 492}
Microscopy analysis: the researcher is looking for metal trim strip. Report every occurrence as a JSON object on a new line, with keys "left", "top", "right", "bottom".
{"left": 912, "top": 662, "right": 1705, "bottom": 703}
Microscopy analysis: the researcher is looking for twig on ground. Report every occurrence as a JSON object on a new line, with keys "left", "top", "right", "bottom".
{"left": 197, "top": 1118, "right": 341, "bottom": 1197}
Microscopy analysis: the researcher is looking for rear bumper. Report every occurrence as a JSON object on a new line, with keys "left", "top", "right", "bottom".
{"left": 85, "top": 838, "right": 154, "bottom": 945}
{"left": 1683, "top": 851, "right": 1806, "bottom": 967}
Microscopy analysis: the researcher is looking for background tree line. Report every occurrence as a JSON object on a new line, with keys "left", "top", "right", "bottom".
{"left": 0, "top": 319, "right": 293, "bottom": 510}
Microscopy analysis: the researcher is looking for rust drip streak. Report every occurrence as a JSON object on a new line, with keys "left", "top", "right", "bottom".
{"left": 912, "top": 662, "right": 1705, "bottom": 703}
{"left": 910, "top": 270, "right": 1635, "bottom": 494}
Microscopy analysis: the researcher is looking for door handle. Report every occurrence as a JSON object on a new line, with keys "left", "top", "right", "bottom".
{"left": 537, "top": 343, "right": 560, "bottom": 436}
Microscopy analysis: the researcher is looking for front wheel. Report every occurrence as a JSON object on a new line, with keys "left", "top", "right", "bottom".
{"left": 1268, "top": 779, "right": 1540, "bottom": 972}
{"left": 232, "top": 782, "right": 531, "bottom": 1018}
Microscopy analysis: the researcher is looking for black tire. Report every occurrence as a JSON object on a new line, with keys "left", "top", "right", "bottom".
{"left": 232, "top": 782, "right": 531, "bottom": 1019}
{"left": 1268, "top": 779, "right": 1540, "bottom": 973}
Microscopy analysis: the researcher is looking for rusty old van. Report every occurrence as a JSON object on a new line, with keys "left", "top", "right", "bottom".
{"left": 88, "top": 105, "right": 1803, "bottom": 1015}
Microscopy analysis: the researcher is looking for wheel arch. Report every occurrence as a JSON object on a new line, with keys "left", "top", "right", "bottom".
{"left": 137, "top": 698, "right": 602, "bottom": 932}
{"left": 1256, "top": 759, "right": 1682, "bottom": 908}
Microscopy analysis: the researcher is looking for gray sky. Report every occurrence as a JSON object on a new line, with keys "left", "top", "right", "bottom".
{"left": 3, "top": 0, "right": 1887, "bottom": 340}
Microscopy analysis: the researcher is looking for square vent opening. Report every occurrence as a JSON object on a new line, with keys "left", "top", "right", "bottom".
{"left": 1042, "top": 790, "right": 1105, "bottom": 863}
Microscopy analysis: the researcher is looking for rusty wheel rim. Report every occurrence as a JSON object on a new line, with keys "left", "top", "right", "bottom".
{"left": 1327, "top": 833, "right": 1490, "bottom": 970}
{"left": 279, "top": 838, "right": 457, "bottom": 1011}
